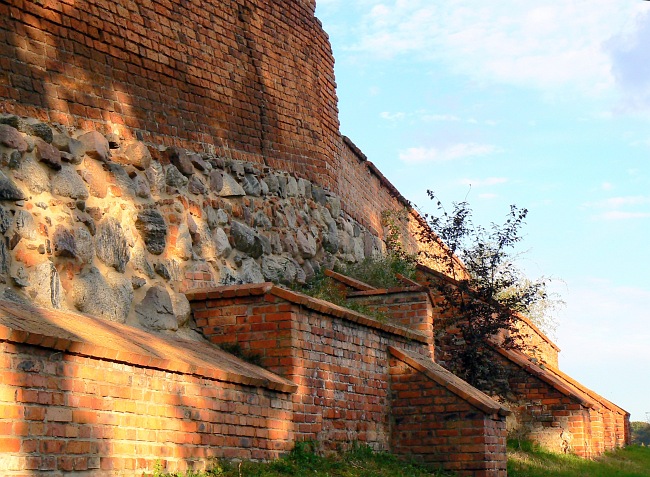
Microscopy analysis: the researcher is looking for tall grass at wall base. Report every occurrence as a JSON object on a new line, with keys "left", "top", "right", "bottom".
{"left": 507, "top": 441, "right": 650, "bottom": 477}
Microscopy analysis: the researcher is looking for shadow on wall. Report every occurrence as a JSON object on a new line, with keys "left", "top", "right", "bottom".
{"left": 0, "top": 302, "right": 299, "bottom": 474}
{"left": 0, "top": 0, "right": 335, "bottom": 175}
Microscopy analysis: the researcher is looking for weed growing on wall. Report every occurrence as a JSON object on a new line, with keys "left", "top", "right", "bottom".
{"left": 417, "top": 191, "right": 553, "bottom": 392}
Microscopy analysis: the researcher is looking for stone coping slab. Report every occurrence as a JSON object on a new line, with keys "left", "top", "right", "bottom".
{"left": 187, "top": 283, "right": 430, "bottom": 344}
{"left": 0, "top": 300, "right": 297, "bottom": 393}
{"left": 388, "top": 346, "right": 511, "bottom": 417}
{"left": 323, "top": 268, "right": 375, "bottom": 291}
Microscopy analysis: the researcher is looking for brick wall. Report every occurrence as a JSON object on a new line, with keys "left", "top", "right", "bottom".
{"left": 0, "top": 0, "right": 340, "bottom": 190}
{"left": 389, "top": 347, "right": 508, "bottom": 477}
{"left": 0, "top": 342, "right": 296, "bottom": 476}
{"left": 189, "top": 284, "right": 432, "bottom": 451}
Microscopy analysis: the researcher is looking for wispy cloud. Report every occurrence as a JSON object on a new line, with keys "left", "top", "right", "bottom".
{"left": 399, "top": 143, "right": 499, "bottom": 164}
{"left": 335, "top": 1, "right": 649, "bottom": 95}
{"left": 583, "top": 195, "right": 650, "bottom": 220}
{"left": 379, "top": 109, "right": 496, "bottom": 125}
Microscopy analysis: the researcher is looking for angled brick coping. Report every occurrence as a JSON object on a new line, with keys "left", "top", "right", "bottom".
{"left": 187, "top": 283, "right": 430, "bottom": 343}
{"left": 323, "top": 268, "right": 376, "bottom": 291}
{"left": 0, "top": 300, "right": 296, "bottom": 393}
{"left": 491, "top": 344, "right": 597, "bottom": 409}
{"left": 389, "top": 346, "right": 510, "bottom": 417}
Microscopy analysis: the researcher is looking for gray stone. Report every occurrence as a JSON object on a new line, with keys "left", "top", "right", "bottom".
{"left": 173, "top": 223, "right": 193, "bottom": 260}
{"left": 15, "top": 156, "right": 50, "bottom": 194}
{"left": 146, "top": 161, "right": 165, "bottom": 194}
{"left": 78, "top": 131, "right": 109, "bottom": 162}
{"left": 298, "top": 178, "right": 312, "bottom": 198}
{"left": 322, "top": 218, "right": 339, "bottom": 254}
{"left": 214, "top": 227, "right": 232, "bottom": 258}
{"left": 0, "top": 239, "right": 10, "bottom": 275}
{"left": 133, "top": 174, "right": 151, "bottom": 198}
{"left": 281, "top": 232, "right": 299, "bottom": 256}
{"left": 231, "top": 221, "right": 264, "bottom": 258}
{"left": 216, "top": 209, "right": 229, "bottom": 225}
{"left": 131, "top": 244, "right": 156, "bottom": 278}
{"left": 189, "top": 153, "right": 210, "bottom": 172}
{"left": 219, "top": 172, "right": 245, "bottom": 197}
{"left": 135, "top": 209, "right": 167, "bottom": 255}
{"left": 131, "top": 276, "right": 146, "bottom": 289}
{"left": 79, "top": 158, "right": 108, "bottom": 198}
{"left": 262, "top": 255, "right": 302, "bottom": 284}
{"left": 259, "top": 179, "right": 269, "bottom": 195}
{"left": 106, "top": 163, "right": 136, "bottom": 197}
{"left": 0, "top": 171, "right": 25, "bottom": 201}
{"left": 242, "top": 174, "right": 261, "bottom": 196}
{"left": 52, "top": 134, "right": 86, "bottom": 163}
{"left": 73, "top": 266, "right": 133, "bottom": 322}
{"left": 165, "top": 164, "right": 189, "bottom": 188}
{"left": 25, "top": 261, "right": 61, "bottom": 309}
{"left": 96, "top": 217, "right": 130, "bottom": 272}
{"left": 188, "top": 176, "right": 206, "bottom": 195}
{"left": 302, "top": 260, "right": 315, "bottom": 283}
{"left": 51, "top": 165, "right": 89, "bottom": 199}
{"left": 264, "top": 174, "right": 280, "bottom": 194}
{"left": 0, "top": 115, "right": 22, "bottom": 130}
{"left": 73, "top": 226, "right": 94, "bottom": 263}
{"left": 105, "top": 133, "right": 120, "bottom": 149}
{"left": 24, "top": 119, "right": 53, "bottom": 143}
{"left": 14, "top": 210, "right": 36, "bottom": 241}
{"left": 239, "top": 257, "right": 265, "bottom": 284}
{"left": 228, "top": 160, "right": 245, "bottom": 177}
{"left": 219, "top": 266, "right": 240, "bottom": 285}
{"left": 171, "top": 291, "right": 191, "bottom": 328}
{"left": 0, "top": 124, "right": 27, "bottom": 152}
{"left": 135, "top": 286, "right": 177, "bottom": 331}
{"left": 12, "top": 266, "right": 29, "bottom": 287}
{"left": 286, "top": 176, "right": 299, "bottom": 197}
{"left": 35, "top": 138, "right": 62, "bottom": 170}
{"left": 206, "top": 208, "right": 219, "bottom": 229}
{"left": 53, "top": 226, "right": 76, "bottom": 257}
{"left": 0, "top": 206, "right": 13, "bottom": 234}
{"left": 154, "top": 259, "right": 182, "bottom": 282}
{"left": 208, "top": 170, "right": 223, "bottom": 192}
{"left": 296, "top": 229, "right": 317, "bottom": 258}
{"left": 6, "top": 150, "right": 22, "bottom": 169}
{"left": 166, "top": 147, "right": 194, "bottom": 176}
{"left": 277, "top": 175, "right": 287, "bottom": 197}
{"left": 113, "top": 141, "right": 152, "bottom": 170}
{"left": 327, "top": 196, "right": 341, "bottom": 218}
{"left": 312, "top": 186, "right": 327, "bottom": 205}
{"left": 253, "top": 211, "right": 272, "bottom": 230}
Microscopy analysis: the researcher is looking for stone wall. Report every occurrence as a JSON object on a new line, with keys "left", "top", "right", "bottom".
{"left": 0, "top": 117, "right": 387, "bottom": 331}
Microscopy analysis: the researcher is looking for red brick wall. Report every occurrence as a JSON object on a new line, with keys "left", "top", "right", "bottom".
{"left": 389, "top": 357, "right": 507, "bottom": 477}
{"left": 0, "top": 0, "right": 340, "bottom": 190}
{"left": 190, "top": 289, "right": 431, "bottom": 450}
{"left": 0, "top": 341, "right": 295, "bottom": 475}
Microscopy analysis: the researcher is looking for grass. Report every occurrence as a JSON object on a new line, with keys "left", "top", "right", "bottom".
{"left": 507, "top": 440, "right": 650, "bottom": 477}
{"left": 148, "top": 443, "right": 449, "bottom": 477}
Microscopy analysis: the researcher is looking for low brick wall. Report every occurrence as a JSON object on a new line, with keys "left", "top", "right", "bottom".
{"left": 0, "top": 300, "right": 297, "bottom": 476}
{"left": 389, "top": 347, "right": 508, "bottom": 477}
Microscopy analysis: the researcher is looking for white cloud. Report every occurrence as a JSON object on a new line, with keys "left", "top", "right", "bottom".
{"left": 583, "top": 195, "right": 650, "bottom": 220}
{"left": 379, "top": 111, "right": 406, "bottom": 121}
{"left": 340, "top": 1, "right": 650, "bottom": 95}
{"left": 399, "top": 143, "right": 498, "bottom": 164}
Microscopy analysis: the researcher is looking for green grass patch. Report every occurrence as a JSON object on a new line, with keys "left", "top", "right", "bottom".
{"left": 148, "top": 443, "right": 449, "bottom": 477}
{"left": 508, "top": 441, "right": 650, "bottom": 477}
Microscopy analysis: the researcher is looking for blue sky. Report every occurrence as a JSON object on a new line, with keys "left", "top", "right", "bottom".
{"left": 316, "top": 0, "right": 650, "bottom": 422}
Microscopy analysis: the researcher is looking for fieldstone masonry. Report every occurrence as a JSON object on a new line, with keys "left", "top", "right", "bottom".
{"left": 0, "top": 116, "right": 384, "bottom": 331}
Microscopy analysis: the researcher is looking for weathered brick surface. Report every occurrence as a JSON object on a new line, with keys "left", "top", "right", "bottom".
{"left": 389, "top": 356, "right": 508, "bottom": 477}
{"left": 0, "top": 0, "right": 340, "bottom": 191}
{"left": 189, "top": 284, "right": 433, "bottom": 450}
{"left": 0, "top": 341, "right": 296, "bottom": 476}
